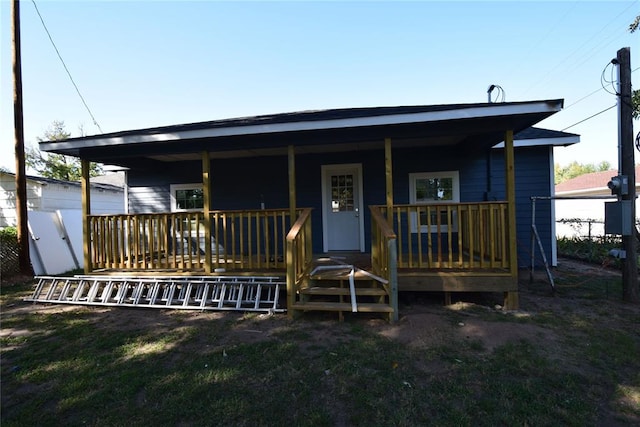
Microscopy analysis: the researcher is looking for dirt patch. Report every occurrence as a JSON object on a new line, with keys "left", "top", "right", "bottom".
{"left": 2, "top": 257, "right": 631, "bottom": 354}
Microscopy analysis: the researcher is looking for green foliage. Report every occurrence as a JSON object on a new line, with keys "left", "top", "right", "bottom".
{"left": 558, "top": 237, "right": 620, "bottom": 265}
{"left": 630, "top": 15, "right": 639, "bottom": 33}
{"left": 630, "top": 16, "right": 640, "bottom": 119}
{"left": 0, "top": 226, "right": 18, "bottom": 241}
{"left": 554, "top": 161, "right": 611, "bottom": 184}
{"left": 26, "top": 121, "right": 102, "bottom": 181}
{"left": 557, "top": 234, "right": 625, "bottom": 267}
{"left": 0, "top": 226, "right": 18, "bottom": 238}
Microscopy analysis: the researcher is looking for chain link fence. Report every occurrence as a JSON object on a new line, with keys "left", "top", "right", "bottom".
{"left": 1, "top": 230, "right": 21, "bottom": 279}
{"left": 556, "top": 218, "right": 609, "bottom": 242}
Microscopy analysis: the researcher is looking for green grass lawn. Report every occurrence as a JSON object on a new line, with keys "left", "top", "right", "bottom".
{"left": 2, "top": 268, "right": 639, "bottom": 427}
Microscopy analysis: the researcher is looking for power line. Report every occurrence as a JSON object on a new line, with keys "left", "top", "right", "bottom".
{"left": 564, "top": 66, "right": 639, "bottom": 110}
{"left": 559, "top": 65, "right": 638, "bottom": 131}
{"left": 31, "top": 0, "right": 103, "bottom": 134}
{"left": 561, "top": 104, "right": 616, "bottom": 131}
{"left": 564, "top": 87, "right": 605, "bottom": 110}
{"left": 521, "top": 1, "right": 639, "bottom": 98}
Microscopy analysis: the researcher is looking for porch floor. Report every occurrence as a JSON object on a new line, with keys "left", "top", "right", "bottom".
{"left": 88, "top": 251, "right": 515, "bottom": 293}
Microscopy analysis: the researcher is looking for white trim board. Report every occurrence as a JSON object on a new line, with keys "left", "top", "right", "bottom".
{"left": 41, "top": 101, "right": 564, "bottom": 151}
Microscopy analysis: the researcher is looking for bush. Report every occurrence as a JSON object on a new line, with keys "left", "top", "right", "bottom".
{"left": 0, "top": 226, "right": 17, "bottom": 240}
{"left": 557, "top": 235, "right": 626, "bottom": 268}
{"left": 0, "top": 226, "right": 20, "bottom": 278}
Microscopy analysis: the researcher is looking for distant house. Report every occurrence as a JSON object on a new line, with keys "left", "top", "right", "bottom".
{"left": 0, "top": 171, "right": 125, "bottom": 228}
{"left": 554, "top": 165, "right": 640, "bottom": 239}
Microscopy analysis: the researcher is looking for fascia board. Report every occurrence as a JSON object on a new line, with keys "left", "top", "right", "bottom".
{"left": 493, "top": 135, "right": 580, "bottom": 148}
{"left": 40, "top": 100, "right": 563, "bottom": 152}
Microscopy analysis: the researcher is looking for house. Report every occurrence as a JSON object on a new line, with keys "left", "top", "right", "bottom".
{"left": 39, "top": 99, "right": 578, "bottom": 319}
{"left": 555, "top": 165, "right": 639, "bottom": 240}
{"left": 0, "top": 171, "right": 125, "bottom": 228}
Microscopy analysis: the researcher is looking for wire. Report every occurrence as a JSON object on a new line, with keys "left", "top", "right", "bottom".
{"left": 521, "top": 1, "right": 639, "bottom": 98}
{"left": 600, "top": 60, "right": 618, "bottom": 95}
{"left": 489, "top": 85, "right": 506, "bottom": 103}
{"left": 504, "top": 1, "right": 578, "bottom": 80}
{"left": 31, "top": 0, "right": 103, "bottom": 134}
{"left": 564, "top": 66, "right": 639, "bottom": 111}
{"left": 559, "top": 65, "right": 638, "bottom": 132}
{"left": 564, "top": 87, "right": 605, "bottom": 110}
{"left": 561, "top": 104, "right": 616, "bottom": 131}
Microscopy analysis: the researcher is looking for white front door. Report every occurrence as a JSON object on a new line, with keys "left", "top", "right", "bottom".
{"left": 321, "top": 164, "right": 364, "bottom": 252}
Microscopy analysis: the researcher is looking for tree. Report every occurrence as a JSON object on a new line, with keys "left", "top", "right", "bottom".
{"left": 26, "top": 121, "right": 102, "bottom": 181}
{"left": 630, "top": 15, "right": 639, "bottom": 33}
{"left": 630, "top": 15, "right": 639, "bottom": 119}
{"left": 554, "top": 161, "right": 611, "bottom": 184}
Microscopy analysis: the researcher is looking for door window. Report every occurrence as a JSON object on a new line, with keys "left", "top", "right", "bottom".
{"left": 331, "top": 174, "right": 355, "bottom": 212}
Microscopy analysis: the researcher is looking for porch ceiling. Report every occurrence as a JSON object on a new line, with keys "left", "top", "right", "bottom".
{"left": 39, "top": 99, "right": 564, "bottom": 168}
{"left": 146, "top": 135, "right": 465, "bottom": 162}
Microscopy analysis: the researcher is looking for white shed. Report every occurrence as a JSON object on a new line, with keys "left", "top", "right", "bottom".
{"left": 0, "top": 171, "right": 125, "bottom": 228}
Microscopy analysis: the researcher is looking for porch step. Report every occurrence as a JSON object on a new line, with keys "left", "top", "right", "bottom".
{"left": 291, "top": 302, "right": 394, "bottom": 313}
{"left": 294, "top": 261, "right": 395, "bottom": 320}
{"left": 300, "top": 286, "right": 387, "bottom": 296}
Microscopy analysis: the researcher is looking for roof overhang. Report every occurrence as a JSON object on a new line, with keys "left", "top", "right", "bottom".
{"left": 39, "top": 99, "right": 565, "bottom": 167}
{"left": 494, "top": 134, "right": 580, "bottom": 148}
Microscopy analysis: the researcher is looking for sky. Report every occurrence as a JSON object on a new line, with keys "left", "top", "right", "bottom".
{"left": 1, "top": 0, "right": 638, "bottom": 174}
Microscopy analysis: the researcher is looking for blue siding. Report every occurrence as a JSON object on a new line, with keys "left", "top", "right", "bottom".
{"left": 127, "top": 169, "right": 175, "bottom": 213}
{"left": 127, "top": 145, "right": 554, "bottom": 267}
{"left": 488, "top": 146, "right": 553, "bottom": 268}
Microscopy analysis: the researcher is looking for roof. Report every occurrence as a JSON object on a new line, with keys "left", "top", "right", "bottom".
{"left": 0, "top": 171, "right": 124, "bottom": 192}
{"left": 498, "top": 127, "right": 579, "bottom": 148}
{"left": 90, "top": 172, "right": 125, "bottom": 188}
{"left": 39, "top": 99, "right": 565, "bottom": 168}
{"left": 555, "top": 165, "right": 640, "bottom": 194}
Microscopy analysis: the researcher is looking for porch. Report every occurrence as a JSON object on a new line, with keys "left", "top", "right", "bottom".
{"left": 83, "top": 200, "right": 518, "bottom": 320}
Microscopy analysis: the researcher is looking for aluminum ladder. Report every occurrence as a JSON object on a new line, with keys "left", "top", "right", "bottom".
{"left": 26, "top": 275, "right": 285, "bottom": 313}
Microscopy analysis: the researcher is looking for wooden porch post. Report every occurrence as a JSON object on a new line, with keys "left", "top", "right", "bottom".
{"left": 81, "top": 159, "right": 92, "bottom": 273}
{"left": 385, "top": 138, "right": 393, "bottom": 224}
{"left": 504, "top": 130, "right": 519, "bottom": 309}
{"left": 288, "top": 145, "right": 296, "bottom": 220}
{"left": 202, "top": 151, "right": 212, "bottom": 274}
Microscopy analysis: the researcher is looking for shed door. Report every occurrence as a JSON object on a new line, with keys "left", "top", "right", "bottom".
{"left": 321, "top": 164, "right": 364, "bottom": 252}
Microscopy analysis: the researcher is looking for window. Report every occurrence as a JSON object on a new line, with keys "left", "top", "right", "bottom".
{"left": 170, "top": 184, "right": 204, "bottom": 211}
{"left": 409, "top": 171, "right": 460, "bottom": 232}
{"left": 330, "top": 173, "right": 355, "bottom": 212}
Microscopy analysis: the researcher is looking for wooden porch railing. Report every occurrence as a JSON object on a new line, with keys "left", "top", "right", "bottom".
{"left": 370, "top": 206, "right": 398, "bottom": 320}
{"left": 285, "top": 208, "right": 313, "bottom": 317}
{"left": 87, "top": 208, "right": 300, "bottom": 272}
{"left": 374, "top": 202, "right": 511, "bottom": 270}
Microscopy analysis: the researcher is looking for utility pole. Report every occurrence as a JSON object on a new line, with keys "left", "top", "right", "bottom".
{"left": 12, "top": 0, "right": 32, "bottom": 275}
{"left": 617, "top": 47, "right": 638, "bottom": 302}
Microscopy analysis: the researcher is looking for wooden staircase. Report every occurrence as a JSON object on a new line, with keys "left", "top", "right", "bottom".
{"left": 290, "top": 264, "right": 394, "bottom": 321}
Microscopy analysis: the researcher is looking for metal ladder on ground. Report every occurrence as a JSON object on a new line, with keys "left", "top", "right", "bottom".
{"left": 26, "top": 275, "right": 286, "bottom": 313}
